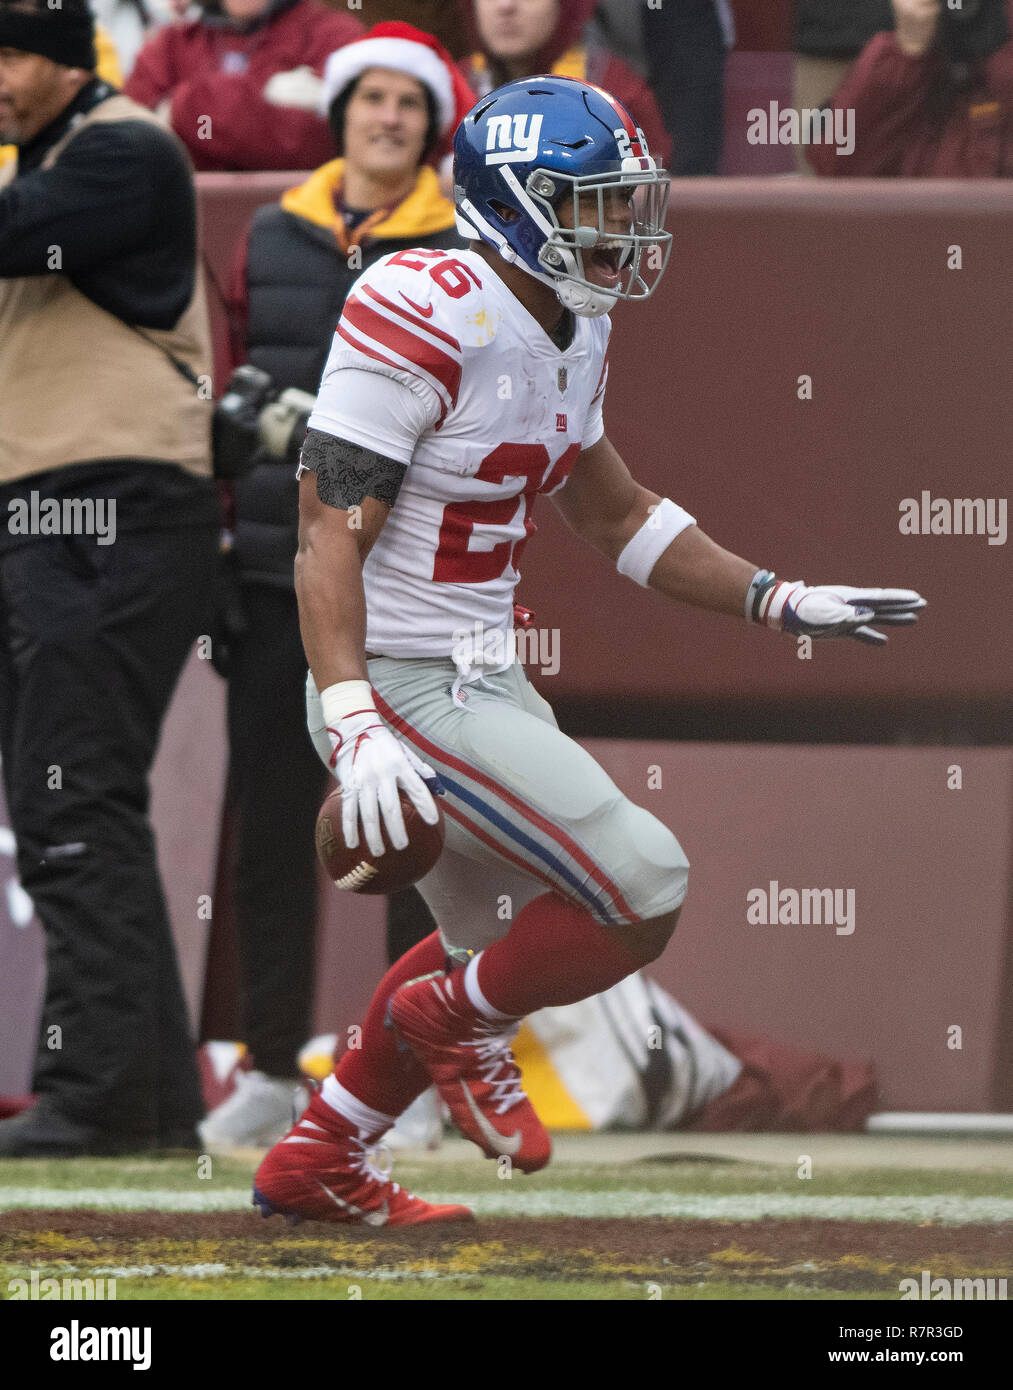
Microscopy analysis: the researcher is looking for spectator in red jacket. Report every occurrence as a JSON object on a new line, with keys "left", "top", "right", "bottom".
{"left": 807, "top": 0, "right": 1013, "bottom": 176}
{"left": 125, "top": 0, "right": 362, "bottom": 170}
{"left": 458, "top": 0, "right": 671, "bottom": 165}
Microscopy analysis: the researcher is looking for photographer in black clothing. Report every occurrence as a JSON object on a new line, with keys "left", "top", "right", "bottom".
{"left": 0, "top": 0, "right": 219, "bottom": 1156}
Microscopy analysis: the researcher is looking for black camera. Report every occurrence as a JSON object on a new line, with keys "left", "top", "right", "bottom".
{"left": 940, "top": 0, "right": 1010, "bottom": 64}
{"left": 212, "top": 365, "right": 316, "bottom": 480}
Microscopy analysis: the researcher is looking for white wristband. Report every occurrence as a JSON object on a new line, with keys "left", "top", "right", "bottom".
{"left": 616, "top": 498, "right": 696, "bottom": 587}
{"left": 320, "top": 679, "right": 375, "bottom": 726}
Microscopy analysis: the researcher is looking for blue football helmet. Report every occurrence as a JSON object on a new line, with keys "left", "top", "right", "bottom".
{"left": 453, "top": 75, "right": 672, "bottom": 318}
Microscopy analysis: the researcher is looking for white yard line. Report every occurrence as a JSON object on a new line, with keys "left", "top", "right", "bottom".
{"left": 2, "top": 1189, "right": 1013, "bottom": 1223}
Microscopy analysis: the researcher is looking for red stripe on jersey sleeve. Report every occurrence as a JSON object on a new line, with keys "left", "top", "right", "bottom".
{"left": 335, "top": 323, "right": 450, "bottom": 428}
{"left": 343, "top": 295, "right": 462, "bottom": 410}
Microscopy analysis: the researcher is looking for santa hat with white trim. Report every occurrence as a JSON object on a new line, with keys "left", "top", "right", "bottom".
{"left": 320, "top": 21, "right": 475, "bottom": 161}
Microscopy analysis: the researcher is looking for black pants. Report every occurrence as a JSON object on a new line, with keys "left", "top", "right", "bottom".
{"left": 0, "top": 520, "right": 218, "bottom": 1141}
{"left": 225, "top": 584, "right": 329, "bottom": 1076}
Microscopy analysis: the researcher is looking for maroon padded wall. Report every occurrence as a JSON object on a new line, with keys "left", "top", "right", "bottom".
{"left": 519, "top": 182, "right": 1013, "bottom": 705}
{"left": 585, "top": 740, "right": 1013, "bottom": 1112}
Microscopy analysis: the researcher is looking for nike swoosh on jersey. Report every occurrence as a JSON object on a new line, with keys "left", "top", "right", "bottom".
{"left": 316, "top": 1180, "right": 390, "bottom": 1226}
{"left": 399, "top": 291, "right": 434, "bottom": 318}
{"left": 457, "top": 1081, "right": 522, "bottom": 1156}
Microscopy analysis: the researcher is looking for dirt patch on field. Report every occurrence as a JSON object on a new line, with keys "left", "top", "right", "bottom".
{"left": 3, "top": 1213, "right": 1010, "bottom": 1293}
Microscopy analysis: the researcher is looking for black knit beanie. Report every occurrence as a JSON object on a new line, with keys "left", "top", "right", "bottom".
{"left": 0, "top": 0, "right": 97, "bottom": 70}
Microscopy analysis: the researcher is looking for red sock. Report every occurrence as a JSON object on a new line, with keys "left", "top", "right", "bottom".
{"left": 334, "top": 929, "right": 446, "bottom": 1115}
{"left": 476, "top": 892, "right": 642, "bottom": 1017}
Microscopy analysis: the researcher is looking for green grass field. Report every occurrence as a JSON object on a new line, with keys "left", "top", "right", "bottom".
{"left": 2, "top": 1135, "right": 1011, "bottom": 1301}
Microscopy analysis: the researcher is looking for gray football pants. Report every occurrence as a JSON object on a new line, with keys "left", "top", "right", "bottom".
{"left": 307, "top": 658, "right": 689, "bottom": 959}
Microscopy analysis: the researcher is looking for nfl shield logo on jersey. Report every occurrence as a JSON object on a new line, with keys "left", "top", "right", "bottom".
{"left": 557, "top": 367, "right": 568, "bottom": 394}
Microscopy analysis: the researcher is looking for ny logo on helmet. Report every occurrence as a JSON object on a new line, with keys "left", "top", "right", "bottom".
{"left": 485, "top": 113, "right": 544, "bottom": 165}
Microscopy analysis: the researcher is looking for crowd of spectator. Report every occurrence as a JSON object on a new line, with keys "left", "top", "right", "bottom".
{"left": 11, "top": 2, "right": 1010, "bottom": 180}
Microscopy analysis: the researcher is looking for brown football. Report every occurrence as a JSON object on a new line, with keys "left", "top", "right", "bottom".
{"left": 315, "top": 787, "right": 445, "bottom": 894}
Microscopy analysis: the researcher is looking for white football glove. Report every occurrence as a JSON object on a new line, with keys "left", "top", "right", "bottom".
{"left": 326, "top": 710, "right": 443, "bottom": 857}
{"left": 749, "top": 572, "right": 926, "bottom": 645}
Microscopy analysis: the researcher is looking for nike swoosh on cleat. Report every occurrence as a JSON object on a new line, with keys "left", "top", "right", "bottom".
{"left": 399, "top": 292, "right": 434, "bottom": 318}
{"left": 457, "top": 1082, "right": 522, "bottom": 1156}
{"left": 316, "top": 1180, "right": 389, "bottom": 1227}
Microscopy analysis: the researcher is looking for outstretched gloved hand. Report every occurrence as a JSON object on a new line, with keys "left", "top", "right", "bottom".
{"left": 749, "top": 572, "right": 926, "bottom": 645}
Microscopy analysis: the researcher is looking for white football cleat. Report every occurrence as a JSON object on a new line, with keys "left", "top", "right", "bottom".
{"left": 382, "top": 1086, "right": 444, "bottom": 1152}
{"left": 199, "top": 1070, "right": 310, "bottom": 1151}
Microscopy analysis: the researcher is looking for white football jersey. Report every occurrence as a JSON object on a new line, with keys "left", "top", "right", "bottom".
{"left": 307, "top": 246, "right": 609, "bottom": 679}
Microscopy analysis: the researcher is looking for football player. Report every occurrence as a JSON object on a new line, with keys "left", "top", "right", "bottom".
{"left": 253, "top": 75, "right": 925, "bottom": 1227}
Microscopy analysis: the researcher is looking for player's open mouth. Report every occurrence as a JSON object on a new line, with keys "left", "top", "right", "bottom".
{"left": 587, "top": 246, "right": 624, "bottom": 288}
